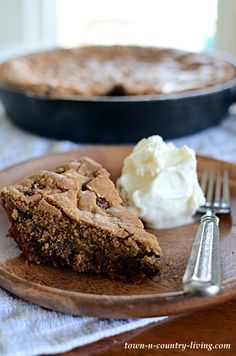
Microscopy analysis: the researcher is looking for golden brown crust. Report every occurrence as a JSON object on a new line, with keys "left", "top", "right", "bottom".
{"left": 0, "top": 156, "right": 162, "bottom": 281}
{"left": 0, "top": 46, "right": 235, "bottom": 98}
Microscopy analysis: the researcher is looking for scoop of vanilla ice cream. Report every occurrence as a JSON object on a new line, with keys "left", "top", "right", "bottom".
{"left": 117, "top": 135, "right": 205, "bottom": 228}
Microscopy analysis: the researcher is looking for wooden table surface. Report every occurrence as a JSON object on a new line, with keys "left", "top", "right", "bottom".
{"left": 56, "top": 299, "right": 236, "bottom": 355}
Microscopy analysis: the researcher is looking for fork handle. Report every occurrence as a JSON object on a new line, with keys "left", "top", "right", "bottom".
{"left": 182, "top": 210, "right": 220, "bottom": 296}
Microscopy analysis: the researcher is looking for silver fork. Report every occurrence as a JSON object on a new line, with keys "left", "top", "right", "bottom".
{"left": 182, "top": 170, "right": 230, "bottom": 296}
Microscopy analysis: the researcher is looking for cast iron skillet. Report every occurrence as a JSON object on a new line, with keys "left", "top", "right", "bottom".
{"left": 0, "top": 57, "right": 236, "bottom": 143}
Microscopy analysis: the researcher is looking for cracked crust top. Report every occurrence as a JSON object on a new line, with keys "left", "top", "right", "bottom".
{"left": 0, "top": 46, "right": 235, "bottom": 98}
{"left": 0, "top": 157, "right": 161, "bottom": 254}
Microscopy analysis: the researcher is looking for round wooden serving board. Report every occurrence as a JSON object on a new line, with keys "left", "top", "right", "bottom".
{"left": 0, "top": 146, "right": 236, "bottom": 319}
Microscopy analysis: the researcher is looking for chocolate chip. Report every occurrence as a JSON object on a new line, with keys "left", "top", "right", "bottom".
{"left": 56, "top": 241, "right": 74, "bottom": 265}
{"left": 18, "top": 210, "right": 29, "bottom": 220}
{"left": 25, "top": 189, "right": 34, "bottom": 196}
{"left": 107, "top": 84, "right": 126, "bottom": 96}
{"left": 96, "top": 197, "right": 110, "bottom": 209}
{"left": 116, "top": 257, "right": 138, "bottom": 280}
{"left": 94, "top": 249, "right": 103, "bottom": 265}
{"left": 38, "top": 183, "right": 46, "bottom": 189}
{"left": 56, "top": 167, "right": 65, "bottom": 174}
{"left": 126, "top": 256, "right": 138, "bottom": 271}
{"left": 34, "top": 225, "right": 44, "bottom": 234}
{"left": 146, "top": 252, "right": 155, "bottom": 257}
{"left": 116, "top": 259, "right": 127, "bottom": 276}
{"left": 81, "top": 184, "right": 86, "bottom": 191}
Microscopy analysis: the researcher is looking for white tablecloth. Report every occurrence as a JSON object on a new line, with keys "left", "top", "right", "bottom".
{"left": 0, "top": 107, "right": 236, "bottom": 356}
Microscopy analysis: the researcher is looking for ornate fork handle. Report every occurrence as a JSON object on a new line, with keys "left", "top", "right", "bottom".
{"left": 183, "top": 210, "right": 220, "bottom": 296}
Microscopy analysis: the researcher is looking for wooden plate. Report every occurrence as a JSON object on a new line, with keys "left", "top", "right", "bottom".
{"left": 0, "top": 146, "right": 236, "bottom": 319}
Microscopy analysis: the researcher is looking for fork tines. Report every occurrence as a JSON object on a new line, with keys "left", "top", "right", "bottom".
{"left": 199, "top": 169, "right": 231, "bottom": 214}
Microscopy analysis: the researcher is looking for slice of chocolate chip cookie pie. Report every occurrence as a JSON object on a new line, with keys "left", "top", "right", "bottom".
{"left": 0, "top": 157, "right": 162, "bottom": 281}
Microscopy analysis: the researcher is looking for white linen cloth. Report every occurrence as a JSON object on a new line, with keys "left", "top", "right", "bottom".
{"left": 0, "top": 106, "right": 236, "bottom": 356}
